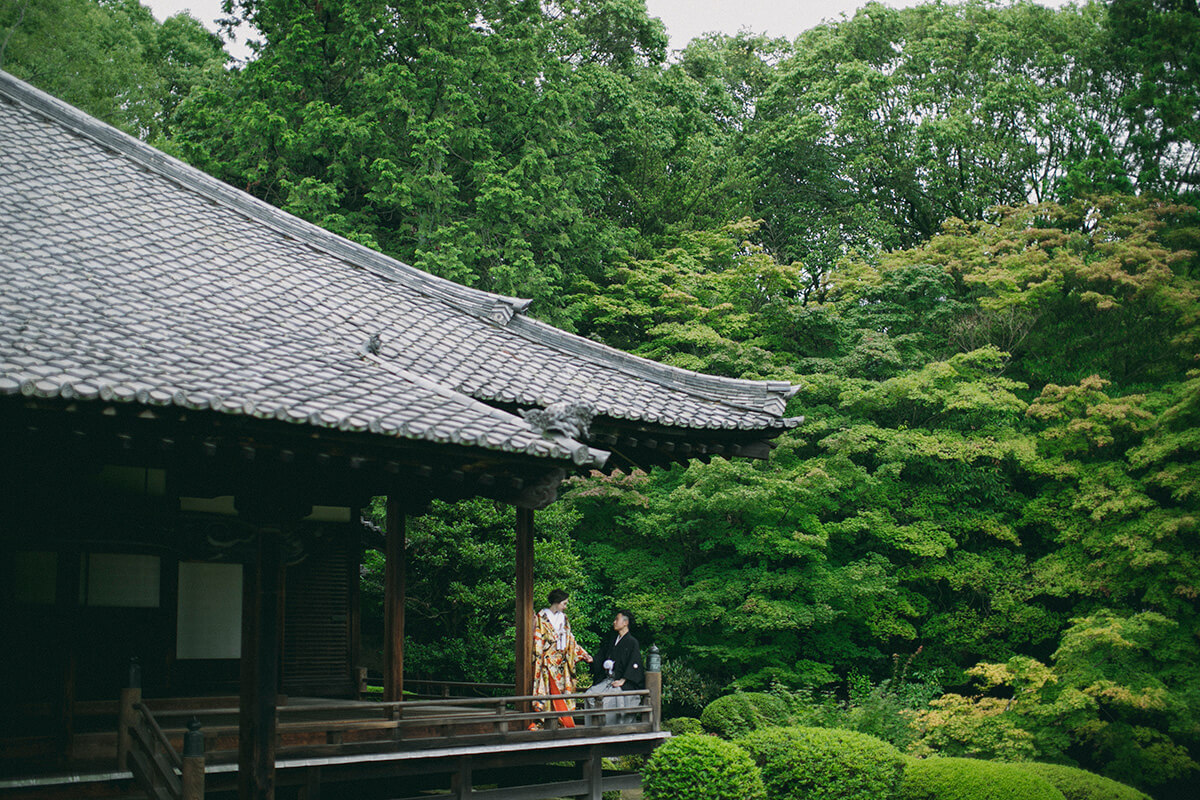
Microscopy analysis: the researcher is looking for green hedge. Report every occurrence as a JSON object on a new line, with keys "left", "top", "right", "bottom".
{"left": 700, "top": 692, "right": 790, "bottom": 737}
{"left": 663, "top": 716, "right": 704, "bottom": 736}
{"left": 642, "top": 734, "right": 765, "bottom": 800}
{"left": 901, "top": 757, "right": 1066, "bottom": 800}
{"left": 738, "top": 725, "right": 906, "bottom": 800}
{"left": 1021, "top": 763, "right": 1152, "bottom": 800}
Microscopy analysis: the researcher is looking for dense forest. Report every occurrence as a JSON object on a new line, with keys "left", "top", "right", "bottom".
{"left": 3, "top": 0, "right": 1197, "bottom": 795}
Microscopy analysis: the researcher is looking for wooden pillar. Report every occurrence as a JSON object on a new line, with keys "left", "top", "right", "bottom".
{"left": 116, "top": 658, "right": 141, "bottom": 770}
{"left": 514, "top": 507, "right": 535, "bottom": 698}
{"left": 384, "top": 499, "right": 406, "bottom": 703}
{"left": 646, "top": 670, "right": 662, "bottom": 731}
{"left": 451, "top": 757, "right": 473, "bottom": 800}
{"left": 238, "top": 528, "right": 283, "bottom": 800}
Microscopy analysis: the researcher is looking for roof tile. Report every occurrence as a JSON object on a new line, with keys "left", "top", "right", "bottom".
{"left": 1, "top": 71, "right": 801, "bottom": 471}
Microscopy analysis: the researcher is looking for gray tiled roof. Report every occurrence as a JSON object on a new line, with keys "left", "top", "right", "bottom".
{"left": 0, "top": 72, "right": 800, "bottom": 467}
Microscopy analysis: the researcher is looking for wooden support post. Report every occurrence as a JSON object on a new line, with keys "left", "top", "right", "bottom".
{"left": 181, "top": 717, "right": 205, "bottom": 800}
{"left": 117, "top": 657, "right": 141, "bottom": 770}
{"left": 646, "top": 670, "right": 662, "bottom": 732}
{"left": 514, "top": 507, "right": 535, "bottom": 699}
{"left": 299, "top": 767, "right": 322, "bottom": 800}
{"left": 451, "top": 757, "right": 473, "bottom": 799}
{"left": 238, "top": 528, "right": 283, "bottom": 800}
{"left": 384, "top": 499, "right": 406, "bottom": 703}
{"left": 578, "top": 749, "right": 603, "bottom": 800}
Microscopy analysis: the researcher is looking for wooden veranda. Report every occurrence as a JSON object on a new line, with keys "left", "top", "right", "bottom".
{"left": 1, "top": 681, "right": 664, "bottom": 800}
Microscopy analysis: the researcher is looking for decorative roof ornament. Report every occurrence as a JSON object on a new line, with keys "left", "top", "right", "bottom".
{"left": 521, "top": 400, "right": 596, "bottom": 441}
{"left": 516, "top": 468, "right": 568, "bottom": 509}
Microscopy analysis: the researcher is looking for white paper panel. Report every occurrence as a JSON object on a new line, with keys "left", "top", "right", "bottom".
{"left": 176, "top": 562, "right": 242, "bottom": 660}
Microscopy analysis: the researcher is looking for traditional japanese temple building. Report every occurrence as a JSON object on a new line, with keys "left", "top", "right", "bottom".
{"left": 0, "top": 70, "right": 801, "bottom": 799}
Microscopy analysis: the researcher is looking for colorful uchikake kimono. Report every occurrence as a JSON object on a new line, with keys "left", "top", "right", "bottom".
{"left": 531, "top": 608, "right": 590, "bottom": 728}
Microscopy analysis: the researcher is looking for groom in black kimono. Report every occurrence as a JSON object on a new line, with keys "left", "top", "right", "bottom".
{"left": 586, "top": 609, "right": 645, "bottom": 725}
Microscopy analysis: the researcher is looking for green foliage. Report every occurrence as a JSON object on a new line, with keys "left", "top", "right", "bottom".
{"left": 1049, "top": 611, "right": 1200, "bottom": 789}
{"left": 164, "top": 0, "right": 749, "bottom": 320}
{"left": 660, "top": 656, "right": 721, "bottom": 718}
{"left": 700, "top": 692, "right": 790, "bottom": 738}
{"left": 0, "top": 0, "right": 226, "bottom": 138}
{"left": 33, "top": 0, "right": 1181, "bottom": 787}
{"left": 892, "top": 198, "right": 1200, "bottom": 388}
{"left": 738, "top": 725, "right": 906, "bottom": 800}
{"left": 641, "top": 734, "right": 765, "bottom": 800}
{"left": 747, "top": 0, "right": 1195, "bottom": 272}
{"left": 1022, "top": 763, "right": 1152, "bottom": 800}
{"left": 909, "top": 632, "right": 1200, "bottom": 793}
{"left": 360, "top": 497, "right": 593, "bottom": 682}
{"left": 773, "top": 653, "right": 943, "bottom": 748}
{"left": 909, "top": 658, "right": 1071, "bottom": 763}
{"left": 900, "top": 757, "right": 1066, "bottom": 800}
{"left": 1105, "top": 0, "right": 1200, "bottom": 197}
{"left": 662, "top": 717, "right": 704, "bottom": 736}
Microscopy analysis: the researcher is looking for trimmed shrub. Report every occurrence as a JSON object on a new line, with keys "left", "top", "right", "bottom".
{"left": 738, "top": 725, "right": 906, "bottom": 800}
{"left": 663, "top": 716, "right": 704, "bottom": 736}
{"left": 700, "top": 692, "right": 790, "bottom": 737}
{"left": 642, "top": 734, "right": 766, "bottom": 800}
{"left": 1022, "top": 763, "right": 1152, "bottom": 800}
{"left": 900, "top": 757, "right": 1066, "bottom": 800}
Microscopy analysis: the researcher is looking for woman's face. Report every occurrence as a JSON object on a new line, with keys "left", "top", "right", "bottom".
{"left": 551, "top": 599, "right": 568, "bottom": 613}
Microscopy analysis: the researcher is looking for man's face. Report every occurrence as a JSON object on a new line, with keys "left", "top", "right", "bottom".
{"left": 612, "top": 613, "right": 629, "bottom": 632}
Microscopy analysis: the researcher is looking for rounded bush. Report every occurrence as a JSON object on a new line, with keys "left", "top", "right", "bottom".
{"left": 738, "top": 725, "right": 906, "bottom": 800}
{"left": 700, "top": 692, "right": 790, "bottom": 737}
{"left": 1021, "top": 763, "right": 1152, "bottom": 800}
{"left": 901, "top": 757, "right": 1066, "bottom": 800}
{"left": 663, "top": 716, "right": 704, "bottom": 736}
{"left": 642, "top": 734, "right": 766, "bottom": 800}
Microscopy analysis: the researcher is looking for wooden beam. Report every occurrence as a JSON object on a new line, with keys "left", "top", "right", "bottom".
{"left": 384, "top": 499, "right": 406, "bottom": 703}
{"left": 514, "top": 508, "right": 535, "bottom": 698}
{"left": 239, "top": 529, "right": 283, "bottom": 800}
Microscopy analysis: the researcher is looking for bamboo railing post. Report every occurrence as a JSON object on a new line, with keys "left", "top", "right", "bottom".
{"left": 117, "top": 657, "right": 141, "bottom": 770}
{"left": 181, "top": 716, "right": 205, "bottom": 800}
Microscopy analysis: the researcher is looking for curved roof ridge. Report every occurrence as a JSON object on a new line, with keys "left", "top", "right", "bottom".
{"left": 508, "top": 315, "right": 801, "bottom": 418}
{"left": 0, "top": 70, "right": 532, "bottom": 325}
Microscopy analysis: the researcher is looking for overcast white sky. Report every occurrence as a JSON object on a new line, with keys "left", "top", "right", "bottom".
{"left": 143, "top": 0, "right": 1069, "bottom": 61}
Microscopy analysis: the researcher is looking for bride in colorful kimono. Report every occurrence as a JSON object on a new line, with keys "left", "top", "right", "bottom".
{"left": 531, "top": 588, "right": 592, "bottom": 728}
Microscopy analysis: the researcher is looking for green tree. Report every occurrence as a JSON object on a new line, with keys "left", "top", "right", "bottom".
{"left": 745, "top": 1, "right": 1183, "bottom": 276}
{"left": 171, "top": 0, "right": 710, "bottom": 318}
{"left": 360, "top": 498, "right": 596, "bottom": 682}
{"left": 1104, "top": 0, "right": 1200, "bottom": 198}
{"left": 0, "top": 0, "right": 226, "bottom": 138}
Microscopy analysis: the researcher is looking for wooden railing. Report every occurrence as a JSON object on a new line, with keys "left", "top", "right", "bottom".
{"left": 116, "top": 678, "right": 658, "bottom": 799}
{"left": 127, "top": 703, "right": 181, "bottom": 800}
{"left": 133, "top": 688, "right": 654, "bottom": 766}
{"left": 356, "top": 669, "right": 517, "bottom": 699}
{"left": 403, "top": 678, "right": 517, "bottom": 698}
{"left": 123, "top": 701, "right": 205, "bottom": 800}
